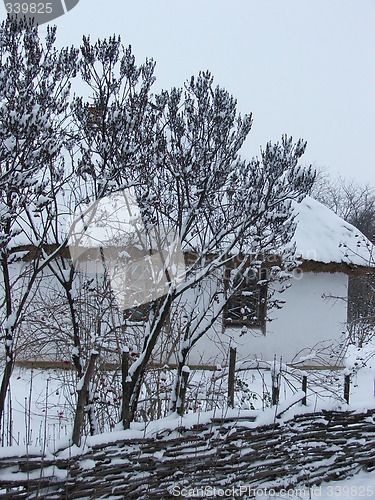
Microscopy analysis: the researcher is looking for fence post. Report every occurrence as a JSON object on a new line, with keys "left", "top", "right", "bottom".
{"left": 302, "top": 375, "right": 307, "bottom": 406}
{"left": 344, "top": 374, "right": 350, "bottom": 404}
{"left": 271, "top": 355, "right": 281, "bottom": 407}
{"left": 177, "top": 366, "right": 190, "bottom": 417}
{"left": 228, "top": 347, "right": 236, "bottom": 408}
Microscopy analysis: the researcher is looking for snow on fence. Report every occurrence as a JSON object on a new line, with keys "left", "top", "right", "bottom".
{"left": 0, "top": 407, "right": 375, "bottom": 499}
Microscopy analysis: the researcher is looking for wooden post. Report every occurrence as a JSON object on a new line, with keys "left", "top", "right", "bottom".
{"left": 177, "top": 367, "right": 190, "bottom": 417}
{"left": 228, "top": 347, "right": 236, "bottom": 408}
{"left": 344, "top": 374, "right": 350, "bottom": 404}
{"left": 121, "top": 350, "right": 130, "bottom": 430}
{"left": 271, "top": 355, "right": 280, "bottom": 407}
{"left": 302, "top": 376, "right": 307, "bottom": 406}
{"left": 272, "top": 382, "right": 279, "bottom": 406}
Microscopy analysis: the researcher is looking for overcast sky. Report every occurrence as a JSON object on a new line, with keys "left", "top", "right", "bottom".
{"left": 1, "top": 0, "right": 374, "bottom": 184}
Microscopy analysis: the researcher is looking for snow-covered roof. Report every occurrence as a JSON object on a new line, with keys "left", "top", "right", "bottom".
{"left": 291, "top": 196, "right": 374, "bottom": 267}
{"left": 10, "top": 193, "right": 374, "bottom": 270}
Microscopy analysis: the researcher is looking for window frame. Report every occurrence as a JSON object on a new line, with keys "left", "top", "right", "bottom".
{"left": 223, "top": 264, "right": 267, "bottom": 334}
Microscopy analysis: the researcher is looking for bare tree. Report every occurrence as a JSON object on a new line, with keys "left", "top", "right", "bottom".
{"left": 0, "top": 28, "right": 315, "bottom": 438}
{"left": 57, "top": 34, "right": 163, "bottom": 444}
{"left": 312, "top": 169, "right": 375, "bottom": 347}
{"left": 121, "top": 73, "right": 316, "bottom": 423}
{"left": 312, "top": 170, "right": 375, "bottom": 242}
{"left": 0, "top": 17, "right": 78, "bottom": 427}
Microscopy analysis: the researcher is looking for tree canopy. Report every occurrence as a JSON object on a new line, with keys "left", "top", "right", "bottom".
{"left": 0, "top": 17, "right": 315, "bottom": 441}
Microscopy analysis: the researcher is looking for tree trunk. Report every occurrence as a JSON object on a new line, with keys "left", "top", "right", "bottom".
{"left": 72, "top": 352, "right": 98, "bottom": 446}
{"left": 86, "top": 384, "right": 98, "bottom": 436}
{"left": 169, "top": 345, "right": 189, "bottom": 414}
{"left": 0, "top": 352, "right": 13, "bottom": 431}
{"left": 121, "top": 350, "right": 130, "bottom": 429}
{"left": 128, "top": 294, "right": 173, "bottom": 421}
{"left": 63, "top": 281, "right": 83, "bottom": 378}
{"left": 0, "top": 250, "right": 14, "bottom": 429}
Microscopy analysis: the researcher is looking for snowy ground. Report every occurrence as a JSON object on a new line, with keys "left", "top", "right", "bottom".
{"left": 1, "top": 363, "right": 375, "bottom": 497}
{"left": 6, "top": 362, "right": 375, "bottom": 448}
{"left": 2, "top": 367, "right": 75, "bottom": 450}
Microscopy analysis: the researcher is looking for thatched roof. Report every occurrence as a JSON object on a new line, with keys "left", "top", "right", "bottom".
{"left": 291, "top": 196, "right": 374, "bottom": 271}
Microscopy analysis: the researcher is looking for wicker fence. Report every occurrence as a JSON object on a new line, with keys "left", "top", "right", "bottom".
{"left": 0, "top": 408, "right": 375, "bottom": 499}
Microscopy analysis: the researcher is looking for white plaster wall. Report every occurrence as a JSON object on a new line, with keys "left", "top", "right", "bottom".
{"left": 188, "top": 272, "right": 348, "bottom": 366}
{"left": 4, "top": 257, "right": 348, "bottom": 367}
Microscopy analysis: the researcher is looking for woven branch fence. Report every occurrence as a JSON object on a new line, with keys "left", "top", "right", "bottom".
{"left": 0, "top": 408, "right": 375, "bottom": 499}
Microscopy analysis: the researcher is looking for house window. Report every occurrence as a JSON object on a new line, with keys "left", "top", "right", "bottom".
{"left": 224, "top": 267, "right": 267, "bottom": 333}
{"left": 87, "top": 104, "right": 103, "bottom": 127}
{"left": 123, "top": 304, "right": 149, "bottom": 323}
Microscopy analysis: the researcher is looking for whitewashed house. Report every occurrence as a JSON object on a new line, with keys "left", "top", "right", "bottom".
{"left": 187, "top": 196, "right": 375, "bottom": 368}
{"left": 10, "top": 195, "right": 375, "bottom": 369}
